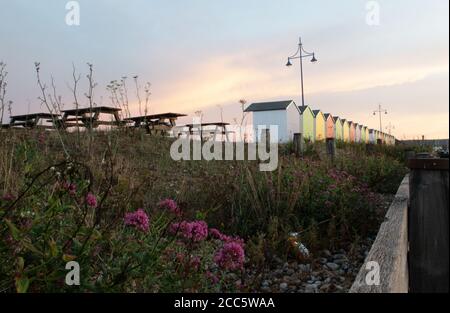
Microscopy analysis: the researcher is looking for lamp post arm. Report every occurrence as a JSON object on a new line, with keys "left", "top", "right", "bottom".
{"left": 288, "top": 46, "right": 301, "bottom": 59}
{"left": 301, "top": 46, "right": 315, "bottom": 56}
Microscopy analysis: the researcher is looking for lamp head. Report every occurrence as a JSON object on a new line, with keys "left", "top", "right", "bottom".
{"left": 311, "top": 54, "right": 317, "bottom": 63}
{"left": 286, "top": 59, "right": 292, "bottom": 67}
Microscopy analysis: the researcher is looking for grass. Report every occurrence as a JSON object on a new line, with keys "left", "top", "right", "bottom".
{"left": 0, "top": 129, "right": 410, "bottom": 292}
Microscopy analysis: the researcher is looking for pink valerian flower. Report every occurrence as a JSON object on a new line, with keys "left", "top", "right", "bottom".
{"left": 189, "top": 255, "right": 201, "bottom": 270}
{"left": 157, "top": 198, "right": 181, "bottom": 216}
{"left": 124, "top": 208, "right": 150, "bottom": 232}
{"left": 176, "top": 253, "right": 184, "bottom": 262}
{"left": 63, "top": 181, "right": 77, "bottom": 196}
{"left": 37, "top": 132, "right": 46, "bottom": 145}
{"left": 209, "top": 228, "right": 245, "bottom": 246}
{"left": 209, "top": 228, "right": 223, "bottom": 240}
{"left": 213, "top": 241, "right": 245, "bottom": 271}
{"left": 206, "top": 271, "right": 220, "bottom": 285}
{"left": 2, "top": 193, "right": 14, "bottom": 201}
{"left": 169, "top": 220, "right": 208, "bottom": 242}
{"left": 85, "top": 192, "right": 97, "bottom": 208}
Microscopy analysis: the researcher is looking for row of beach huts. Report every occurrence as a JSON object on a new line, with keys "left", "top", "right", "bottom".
{"left": 244, "top": 100, "right": 396, "bottom": 145}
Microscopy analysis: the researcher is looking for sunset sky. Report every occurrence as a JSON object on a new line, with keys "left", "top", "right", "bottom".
{"left": 1, "top": 0, "right": 448, "bottom": 139}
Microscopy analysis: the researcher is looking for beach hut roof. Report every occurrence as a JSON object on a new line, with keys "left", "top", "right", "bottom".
{"left": 244, "top": 100, "right": 295, "bottom": 112}
{"left": 298, "top": 105, "right": 313, "bottom": 114}
{"left": 312, "top": 109, "right": 323, "bottom": 117}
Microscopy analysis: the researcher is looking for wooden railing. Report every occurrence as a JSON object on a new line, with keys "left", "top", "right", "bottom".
{"left": 350, "top": 175, "right": 409, "bottom": 293}
{"left": 351, "top": 155, "right": 449, "bottom": 293}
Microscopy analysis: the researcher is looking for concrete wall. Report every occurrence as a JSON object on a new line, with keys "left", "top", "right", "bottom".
{"left": 350, "top": 175, "right": 409, "bottom": 293}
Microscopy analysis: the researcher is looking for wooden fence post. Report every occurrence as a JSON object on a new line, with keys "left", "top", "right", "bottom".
{"left": 407, "top": 157, "right": 449, "bottom": 292}
{"left": 326, "top": 138, "right": 335, "bottom": 159}
{"left": 260, "top": 128, "right": 270, "bottom": 148}
{"left": 293, "top": 133, "right": 303, "bottom": 157}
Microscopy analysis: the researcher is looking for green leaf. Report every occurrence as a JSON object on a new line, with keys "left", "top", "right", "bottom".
{"left": 49, "top": 238, "right": 58, "bottom": 257}
{"left": 4, "top": 219, "right": 20, "bottom": 240}
{"left": 22, "top": 240, "right": 43, "bottom": 256}
{"left": 17, "top": 257, "right": 25, "bottom": 273}
{"left": 15, "top": 276, "right": 30, "bottom": 293}
{"left": 62, "top": 254, "right": 76, "bottom": 262}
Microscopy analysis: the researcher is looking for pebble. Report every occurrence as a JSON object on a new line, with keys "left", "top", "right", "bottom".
{"left": 279, "top": 283, "right": 288, "bottom": 291}
{"left": 305, "top": 284, "right": 318, "bottom": 292}
{"left": 255, "top": 238, "right": 375, "bottom": 293}
{"left": 333, "top": 254, "right": 346, "bottom": 260}
{"left": 286, "top": 268, "right": 295, "bottom": 275}
{"left": 318, "top": 257, "right": 328, "bottom": 264}
{"left": 326, "top": 262, "right": 340, "bottom": 271}
{"left": 320, "top": 284, "right": 330, "bottom": 291}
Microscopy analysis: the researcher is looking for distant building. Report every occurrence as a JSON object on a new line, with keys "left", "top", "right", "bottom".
{"left": 299, "top": 105, "right": 315, "bottom": 142}
{"left": 369, "top": 129, "right": 376, "bottom": 144}
{"left": 355, "top": 123, "right": 362, "bottom": 143}
{"left": 342, "top": 119, "right": 350, "bottom": 142}
{"left": 364, "top": 126, "right": 370, "bottom": 143}
{"left": 349, "top": 121, "right": 356, "bottom": 142}
{"left": 324, "top": 113, "right": 335, "bottom": 139}
{"left": 333, "top": 116, "right": 344, "bottom": 141}
{"left": 361, "top": 126, "right": 367, "bottom": 143}
{"left": 312, "top": 109, "right": 326, "bottom": 141}
{"left": 244, "top": 100, "right": 300, "bottom": 143}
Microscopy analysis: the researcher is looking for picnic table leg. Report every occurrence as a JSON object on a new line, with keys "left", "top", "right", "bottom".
{"left": 93, "top": 112, "right": 101, "bottom": 128}
{"left": 225, "top": 126, "right": 230, "bottom": 142}
{"left": 61, "top": 113, "right": 69, "bottom": 129}
{"left": 212, "top": 126, "right": 218, "bottom": 142}
{"left": 113, "top": 111, "right": 121, "bottom": 127}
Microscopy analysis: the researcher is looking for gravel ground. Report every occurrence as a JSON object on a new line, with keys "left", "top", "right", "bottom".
{"left": 254, "top": 242, "right": 372, "bottom": 293}
{"left": 248, "top": 195, "right": 394, "bottom": 293}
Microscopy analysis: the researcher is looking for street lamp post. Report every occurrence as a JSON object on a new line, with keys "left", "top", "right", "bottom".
{"left": 373, "top": 104, "right": 388, "bottom": 133}
{"left": 286, "top": 37, "right": 317, "bottom": 107}
{"left": 385, "top": 122, "right": 395, "bottom": 135}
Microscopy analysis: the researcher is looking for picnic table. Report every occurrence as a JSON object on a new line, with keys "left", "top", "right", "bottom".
{"left": 124, "top": 113, "right": 187, "bottom": 135}
{"left": 183, "top": 122, "right": 232, "bottom": 141}
{"left": 4, "top": 113, "right": 61, "bottom": 129}
{"left": 54, "top": 106, "right": 125, "bottom": 129}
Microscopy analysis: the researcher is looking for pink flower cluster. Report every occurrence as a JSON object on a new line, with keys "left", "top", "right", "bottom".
{"left": 124, "top": 208, "right": 150, "bottom": 233}
{"left": 85, "top": 192, "right": 97, "bottom": 208}
{"left": 158, "top": 198, "right": 181, "bottom": 216}
{"left": 213, "top": 241, "right": 245, "bottom": 271}
{"left": 37, "top": 132, "right": 46, "bottom": 145}
{"left": 209, "top": 228, "right": 244, "bottom": 245}
{"left": 2, "top": 193, "right": 14, "bottom": 201}
{"left": 63, "top": 181, "right": 77, "bottom": 196}
{"left": 170, "top": 220, "right": 208, "bottom": 242}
